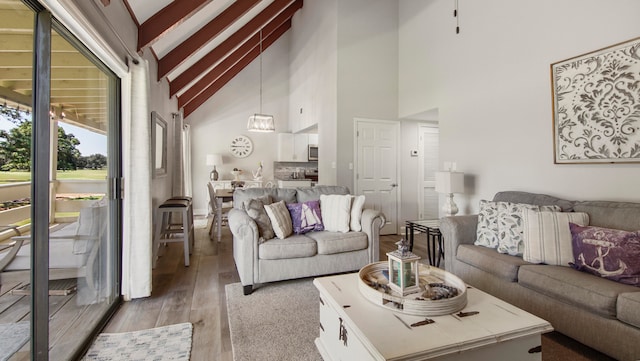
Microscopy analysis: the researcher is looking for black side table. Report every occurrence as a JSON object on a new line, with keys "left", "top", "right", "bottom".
{"left": 405, "top": 219, "right": 443, "bottom": 267}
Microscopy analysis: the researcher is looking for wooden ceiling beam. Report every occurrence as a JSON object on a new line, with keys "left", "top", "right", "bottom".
{"left": 178, "top": 19, "right": 291, "bottom": 109}
{"left": 170, "top": 0, "right": 301, "bottom": 97}
{"left": 137, "top": 0, "right": 210, "bottom": 51}
{"left": 183, "top": 22, "right": 291, "bottom": 118}
{"left": 157, "top": 0, "right": 261, "bottom": 79}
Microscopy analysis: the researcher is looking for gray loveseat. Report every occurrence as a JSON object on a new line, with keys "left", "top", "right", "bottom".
{"left": 441, "top": 191, "right": 640, "bottom": 361}
{"left": 228, "top": 186, "right": 385, "bottom": 295}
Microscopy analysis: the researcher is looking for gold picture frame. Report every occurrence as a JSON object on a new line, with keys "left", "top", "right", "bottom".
{"left": 551, "top": 37, "right": 640, "bottom": 164}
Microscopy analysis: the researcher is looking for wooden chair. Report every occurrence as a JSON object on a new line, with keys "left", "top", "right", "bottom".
{"left": 207, "top": 182, "right": 231, "bottom": 241}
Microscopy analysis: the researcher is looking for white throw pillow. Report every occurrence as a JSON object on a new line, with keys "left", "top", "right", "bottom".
{"left": 320, "top": 194, "right": 351, "bottom": 233}
{"left": 522, "top": 210, "right": 589, "bottom": 266}
{"left": 263, "top": 200, "right": 293, "bottom": 239}
{"left": 496, "top": 202, "right": 561, "bottom": 256}
{"left": 350, "top": 195, "right": 366, "bottom": 232}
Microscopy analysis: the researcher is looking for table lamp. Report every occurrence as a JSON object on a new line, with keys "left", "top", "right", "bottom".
{"left": 206, "top": 154, "right": 223, "bottom": 181}
{"left": 435, "top": 171, "right": 464, "bottom": 217}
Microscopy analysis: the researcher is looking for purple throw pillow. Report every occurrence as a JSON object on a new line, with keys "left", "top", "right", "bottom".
{"left": 287, "top": 200, "right": 324, "bottom": 234}
{"left": 569, "top": 223, "right": 640, "bottom": 287}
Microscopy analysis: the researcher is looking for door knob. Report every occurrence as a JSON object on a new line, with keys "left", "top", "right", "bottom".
{"left": 391, "top": 183, "right": 398, "bottom": 187}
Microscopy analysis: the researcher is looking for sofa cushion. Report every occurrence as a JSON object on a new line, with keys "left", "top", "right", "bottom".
{"left": 475, "top": 200, "right": 500, "bottom": 248}
{"left": 233, "top": 188, "right": 297, "bottom": 210}
{"left": 573, "top": 201, "right": 640, "bottom": 231}
{"left": 617, "top": 292, "right": 640, "bottom": 328}
{"left": 496, "top": 202, "right": 561, "bottom": 256}
{"left": 264, "top": 200, "right": 293, "bottom": 239}
{"left": 518, "top": 265, "right": 639, "bottom": 318}
{"left": 522, "top": 210, "right": 589, "bottom": 266}
{"left": 258, "top": 234, "right": 317, "bottom": 260}
{"left": 320, "top": 194, "right": 351, "bottom": 233}
{"left": 569, "top": 223, "right": 640, "bottom": 286}
{"left": 295, "top": 185, "right": 350, "bottom": 203}
{"left": 306, "top": 231, "right": 368, "bottom": 255}
{"left": 456, "top": 244, "right": 531, "bottom": 281}
{"left": 350, "top": 195, "right": 366, "bottom": 232}
{"left": 287, "top": 200, "right": 324, "bottom": 234}
{"left": 242, "top": 196, "right": 275, "bottom": 241}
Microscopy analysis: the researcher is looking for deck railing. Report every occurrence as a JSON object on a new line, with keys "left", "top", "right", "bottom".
{"left": 0, "top": 180, "right": 106, "bottom": 241}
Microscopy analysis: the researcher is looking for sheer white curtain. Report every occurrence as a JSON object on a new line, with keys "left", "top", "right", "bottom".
{"left": 121, "top": 58, "right": 152, "bottom": 300}
{"left": 182, "top": 124, "right": 193, "bottom": 197}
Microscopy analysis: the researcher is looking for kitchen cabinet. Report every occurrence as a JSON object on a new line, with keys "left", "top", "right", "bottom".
{"left": 278, "top": 133, "right": 309, "bottom": 161}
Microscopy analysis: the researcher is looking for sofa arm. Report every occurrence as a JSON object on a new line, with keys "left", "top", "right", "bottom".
{"left": 440, "top": 215, "right": 478, "bottom": 273}
{"left": 228, "top": 208, "right": 260, "bottom": 289}
{"left": 361, "top": 208, "right": 385, "bottom": 263}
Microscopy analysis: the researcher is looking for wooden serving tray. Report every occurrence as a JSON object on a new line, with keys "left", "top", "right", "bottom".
{"left": 358, "top": 261, "right": 467, "bottom": 316}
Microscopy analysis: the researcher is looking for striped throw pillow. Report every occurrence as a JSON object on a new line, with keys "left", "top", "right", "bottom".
{"left": 264, "top": 200, "right": 293, "bottom": 239}
{"left": 523, "top": 210, "right": 589, "bottom": 266}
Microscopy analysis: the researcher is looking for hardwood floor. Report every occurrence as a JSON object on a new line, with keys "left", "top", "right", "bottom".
{"left": 101, "top": 219, "right": 610, "bottom": 361}
{"left": 101, "top": 218, "right": 405, "bottom": 361}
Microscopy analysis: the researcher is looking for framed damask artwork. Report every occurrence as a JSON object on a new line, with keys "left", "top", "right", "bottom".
{"left": 551, "top": 37, "right": 640, "bottom": 164}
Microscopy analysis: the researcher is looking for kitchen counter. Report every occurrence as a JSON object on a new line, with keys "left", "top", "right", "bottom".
{"left": 277, "top": 179, "right": 312, "bottom": 188}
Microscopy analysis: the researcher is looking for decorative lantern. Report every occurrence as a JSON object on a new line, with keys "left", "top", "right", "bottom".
{"left": 387, "top": 239, "right": 421, "bottom": 296}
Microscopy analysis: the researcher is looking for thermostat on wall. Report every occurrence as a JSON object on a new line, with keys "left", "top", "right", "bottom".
{"left": 410, "top": 150, "right": 418, "bottom": 157}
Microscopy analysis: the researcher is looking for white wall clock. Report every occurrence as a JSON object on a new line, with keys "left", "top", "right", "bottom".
{"left": 229, "top": 135, "right": 253, "bottom": 158}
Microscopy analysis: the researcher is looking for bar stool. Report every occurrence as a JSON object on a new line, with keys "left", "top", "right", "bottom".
{"left": 153, "top": 197, "right": 194, "bottom": 267}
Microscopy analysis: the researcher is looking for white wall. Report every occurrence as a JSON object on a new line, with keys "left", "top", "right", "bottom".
{"left": 187, "top": 34, "right": 290, "bottom": 214}
{"left": 336, "top": 0, "right": 399, "bottom": 190}
{"left": 399, "top": 0, "right": 640, "bottom": 215}
{"left": 289, "top": 0, "right": 338, "bottom": 185}
{"left": 144, "top": 48, "right": 179, "bottom": 210}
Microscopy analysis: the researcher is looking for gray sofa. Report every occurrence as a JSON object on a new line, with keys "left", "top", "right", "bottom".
{"left": 228, "top": 186, "right": 385, "bottom": 295}
{"left": 441, "top": 191, "right": 640, "bottom": 361}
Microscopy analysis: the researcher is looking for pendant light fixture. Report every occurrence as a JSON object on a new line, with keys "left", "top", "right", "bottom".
{"left": 247, "top": 29, "right": 275, "bottom": 132}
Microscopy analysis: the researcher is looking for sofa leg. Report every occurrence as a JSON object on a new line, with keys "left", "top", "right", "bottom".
{"left": 243, "top": 285, "right": 253, "bottom": 295}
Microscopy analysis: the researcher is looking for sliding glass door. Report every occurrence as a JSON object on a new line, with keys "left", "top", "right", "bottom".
{"left": 0, "top": 1, "right": 121, "bottom": 359}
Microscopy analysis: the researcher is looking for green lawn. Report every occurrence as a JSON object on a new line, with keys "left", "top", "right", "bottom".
{"left": 0, "top": 169, "right": 107, "bottom": 183}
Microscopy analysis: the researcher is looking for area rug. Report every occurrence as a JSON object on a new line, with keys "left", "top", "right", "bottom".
{"left": 226, "top": 279, "right": 322, "bottom": 361}
{"left": 0, "top": 321, "right": 29, "bottom": 361}
{"left": 82, "top": 323, "right": 192, "bottom": 361}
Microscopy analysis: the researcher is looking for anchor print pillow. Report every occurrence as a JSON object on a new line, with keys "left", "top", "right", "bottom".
{"left": 569, "top": 223, "right": 640, "bottom": 287}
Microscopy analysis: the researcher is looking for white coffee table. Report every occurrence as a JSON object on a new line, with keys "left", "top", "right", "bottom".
{"left": 314, "top": 272, "right": 553, "bottom": 361}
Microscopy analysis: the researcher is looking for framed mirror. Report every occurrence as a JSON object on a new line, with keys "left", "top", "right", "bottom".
{"left": 151, "top": 111, "right": 167, "bottom": 177}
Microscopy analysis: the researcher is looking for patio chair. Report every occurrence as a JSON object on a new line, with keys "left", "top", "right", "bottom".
{"left": 0, "top": 201, "right": 108, "bottom": 300}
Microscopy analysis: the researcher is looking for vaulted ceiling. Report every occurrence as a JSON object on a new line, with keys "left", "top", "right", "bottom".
{"left": 124, "top": 0, "right": 303, "bottom": 118}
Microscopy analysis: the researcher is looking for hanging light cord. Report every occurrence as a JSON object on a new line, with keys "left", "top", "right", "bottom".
{"left": 454, "top": 0, "right": 460, "bottom": 34}
{"left": 258, "top": 29, "right": 263, "bottom": 114}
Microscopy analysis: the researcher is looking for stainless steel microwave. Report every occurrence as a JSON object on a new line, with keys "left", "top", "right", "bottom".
{"left": 308, "top": 144, "right": 318, "bottom": 161}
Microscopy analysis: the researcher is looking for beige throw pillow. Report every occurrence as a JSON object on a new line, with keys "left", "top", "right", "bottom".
{"left": 263, "top": 200, "right": 293, "bottom": 239}
{"left": 522, "top": 210, "right": 589, "bottom": 266}
{"left": 320, "top": 194, "right": 351, "bottom": 233}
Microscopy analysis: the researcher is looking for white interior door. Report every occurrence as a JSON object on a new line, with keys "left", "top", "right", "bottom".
{"left": 418, "top": 125, "right": 439, "bottom": 219}
{"left": 355, "top": 119, "right": 399, "bottom": 235}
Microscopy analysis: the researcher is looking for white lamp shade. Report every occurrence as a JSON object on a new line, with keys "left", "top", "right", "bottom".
{"left": 435, "top": 171, "right": 464, "bottom": 194}
{"left": 206, "top": 154, "right": 223, "bottom": 166}
{"left": 247, "top": 114, "right": 275, "bottom": 132}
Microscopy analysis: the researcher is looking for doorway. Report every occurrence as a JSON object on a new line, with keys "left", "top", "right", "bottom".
{"left": 354, "top": 118, "right": 399, "bottom": 235}
{"left": 418, "top": 125, "right": 439, "bottom": 219}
